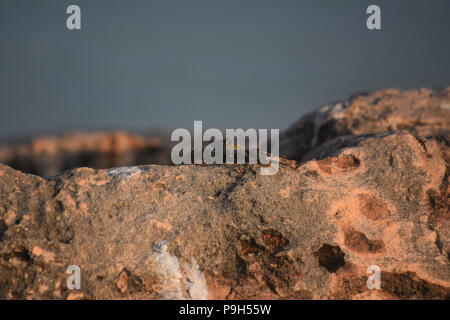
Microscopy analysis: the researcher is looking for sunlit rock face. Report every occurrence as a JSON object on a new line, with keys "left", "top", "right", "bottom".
{"left": 0, "top": 88, "right": 449, "bottom": 299}
{"left": 280, "top": 87, "right": 450, "bottom": 162}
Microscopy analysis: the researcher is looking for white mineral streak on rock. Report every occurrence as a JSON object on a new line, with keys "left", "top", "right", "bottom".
{"left": 183, "top": 259, "right": 208, "bottom": 300}
{"left": 152, "top": 240, "right": 208, "bottom": 300}
{"left": 106, "top": 166, "right": 141, "bottom": 180}
{"left": 152, "top": 240, "right": 184, "bottom": 299}
{"left": 330, "top": 102, "right": 346, "bottom": 119}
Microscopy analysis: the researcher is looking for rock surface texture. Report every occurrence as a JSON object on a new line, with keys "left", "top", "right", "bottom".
{"left": 281, "top": 87, "right": 450, "bottom": 161}
{"left": 0, "top": 88, "right": 449, "bottom": 299}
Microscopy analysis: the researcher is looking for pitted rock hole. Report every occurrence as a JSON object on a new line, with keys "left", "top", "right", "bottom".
{"left": 315, "top": 244, "right": 346, "bottom": 273}
{"left": 317, "top": 155, "right": 360, "bottom": 174}
{"left": 240, "top": 238, "right": 263, "bottom": 256}
{"left": 261, "top": 229, "right": 289, "bottom": 253}
{"left": 344, "top": 227, "right": 385, "bottom": 253}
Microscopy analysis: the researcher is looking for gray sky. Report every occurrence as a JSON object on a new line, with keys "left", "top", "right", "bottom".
{"left": 1, "top": 0, "right": 449, "bottom": 138}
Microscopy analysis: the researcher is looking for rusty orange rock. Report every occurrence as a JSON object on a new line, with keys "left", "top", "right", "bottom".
{"left": 0, "top": 88, "right": 449, "bottom": 300}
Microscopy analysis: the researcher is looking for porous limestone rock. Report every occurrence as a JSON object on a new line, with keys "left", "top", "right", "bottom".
{"left": 0, "top": 88, "right": 449, "bottom": 299}
{"left": 0, "top": 132, "right": 449, "bottom": 299}
{"left": 280, "top": 87, "right": 450, "bottom": 161}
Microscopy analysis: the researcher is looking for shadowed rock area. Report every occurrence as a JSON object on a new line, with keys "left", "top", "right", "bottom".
{"left": 280, "top": 87, "right": 450, "bottom": 161}
{"left": 0, "top": 88, "right": 449, "bottom": 299}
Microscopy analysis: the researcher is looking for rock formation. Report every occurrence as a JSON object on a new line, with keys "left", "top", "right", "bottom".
{"left": 280, "top": 87, "right": 450, "bottom": 161}
{"left": 0, "top": 88, "right": 449, "bottom": 299}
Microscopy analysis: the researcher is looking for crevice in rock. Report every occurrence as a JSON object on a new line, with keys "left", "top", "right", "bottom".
{"left": 0, "top": 220, "right": 7, "bottom": 241}
{"left": 1, "top": 246, "right": 33, "bottom": 265}
{"left": 315, "top": 244, "right": 346, "bottom": 273}
{"left": 261, "top": 229, "right": 289, "bottom": 254}
{"left": 382, "top": 272, "right": 450, "bottom": 299}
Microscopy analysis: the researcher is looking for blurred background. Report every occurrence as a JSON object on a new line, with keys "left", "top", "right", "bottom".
{"left": 1, "top": 0, "right": 450, "bottom": 137}
{"left": 0, "top": 0, "right": 449, "bottom": 176}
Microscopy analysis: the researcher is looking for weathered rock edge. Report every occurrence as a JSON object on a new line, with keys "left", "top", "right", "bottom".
{"left": 281, "top": 87, "right": 450, "bottom": 162}
{"left": 0, "top": 130, "right": 449, "bottom": 299}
